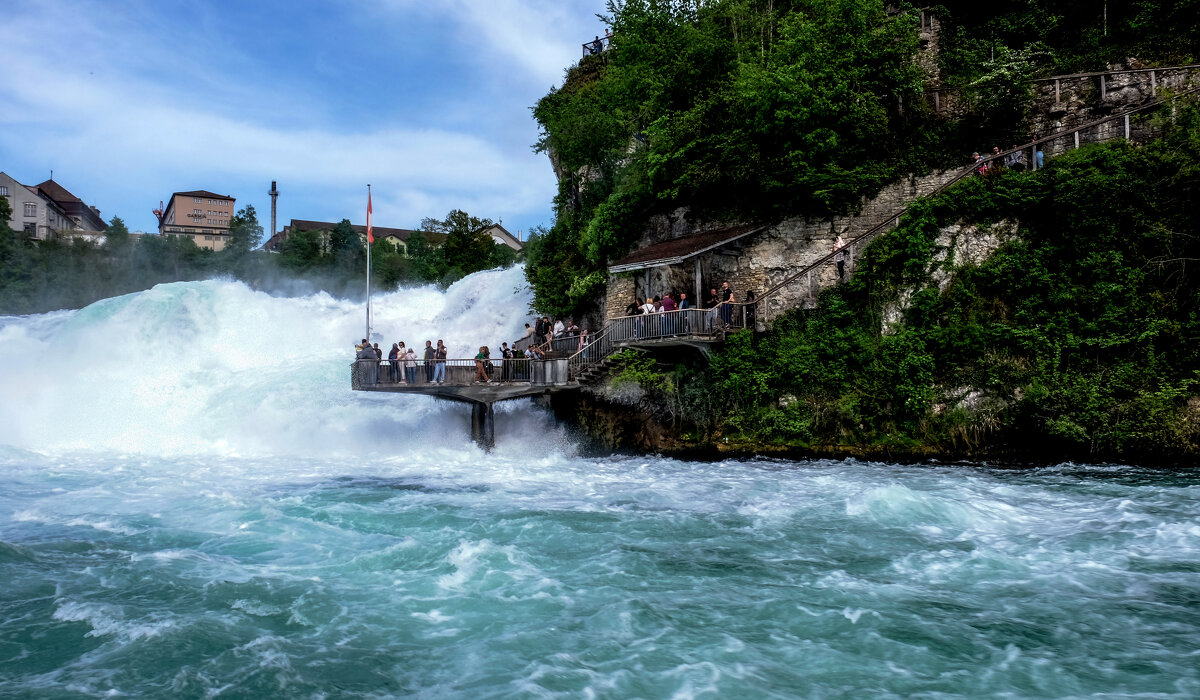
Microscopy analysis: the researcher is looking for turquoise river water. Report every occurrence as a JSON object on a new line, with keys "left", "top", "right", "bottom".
{"left": 1, "top": 269, "right": 1197, "bottom": 698}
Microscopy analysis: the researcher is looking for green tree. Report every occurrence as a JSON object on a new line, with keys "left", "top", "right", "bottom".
{"left": 278, "top": 228, "right": 325, "bottom": 271}
{"left": 329, "top": 218, "right": 365, "bottom": 277}
{"left": 421, "top": 209, "right": 497, "bottom": 278}
{"left": 104, "top": 216, "right": 131, "bottom": 255}
{"left": 226, "top": 204, "right": 264, "bottom": 256}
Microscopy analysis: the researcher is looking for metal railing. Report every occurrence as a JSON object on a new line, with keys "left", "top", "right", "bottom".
{"left": 564, "top": 306, "right": 756, "bottom": 379}
{"left": 1036, "top": 63, "right": 1200, "bottom": 104}
{"left": 925, "top": 62, "right": 1200, "bottom": 113}
{"left": 581, "top": 35, "right": 611, "bottom": 58}
{"left": 351, "top": 357, "right": 569, "bottom": 389}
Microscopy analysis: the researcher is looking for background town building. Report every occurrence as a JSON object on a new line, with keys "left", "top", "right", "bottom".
{"left": 478, "top": 223, "right": 523, "bottom": 252}
{"left": 1, "top": 172, "right": 103, "bottom": 241}
{"left": 155, "top": 190, "right": 236, "bottom": 251}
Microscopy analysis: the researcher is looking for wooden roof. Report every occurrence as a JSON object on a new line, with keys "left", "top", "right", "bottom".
{"left": 608, "top": 224, "right": 768, "bottom": 273}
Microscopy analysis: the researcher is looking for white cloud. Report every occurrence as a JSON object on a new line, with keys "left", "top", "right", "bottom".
{"left": 0, "top": 0, "right": 581, "bottom": 234}
{"left": 381, "top": 0, "right": 604, "bottom": 88}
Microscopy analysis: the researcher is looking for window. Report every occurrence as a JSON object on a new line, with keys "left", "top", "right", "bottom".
{"left": 0, "top": 185, "right": 7, "bottom": 195}
{"left": 204, "top": 235, "right": 213, "bottom": 240}
{"left": 194, "top": 197, "right": 201, "bottom": 203}
{"left": 23, "top": 222, "right": 36, "bottom": 235}
{"left": 24, "top": 202, "right": 36, "bottom": 217}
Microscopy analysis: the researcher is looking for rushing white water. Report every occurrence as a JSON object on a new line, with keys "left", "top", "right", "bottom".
{"left": 1, "top": 271, "right": 1198, "bottom": 698}
{"left": 0, "top": 266, "right": 549, "bottom": 458}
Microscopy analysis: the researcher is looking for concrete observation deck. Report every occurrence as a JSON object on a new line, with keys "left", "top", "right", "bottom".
{"left": 350, "top": 357, "right": 576, "bottom": 448}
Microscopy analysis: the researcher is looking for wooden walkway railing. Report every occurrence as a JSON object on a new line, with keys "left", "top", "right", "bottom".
{"left": 926, "top": 63, "right": 1200, "bottom": 113}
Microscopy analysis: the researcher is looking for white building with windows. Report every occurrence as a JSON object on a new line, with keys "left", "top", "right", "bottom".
{"left": 0, "top": 171, "right": 78, "bottom": 240}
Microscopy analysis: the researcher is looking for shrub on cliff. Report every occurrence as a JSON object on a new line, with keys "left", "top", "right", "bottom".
{"left": 695, "top": 106, "right": 1200, "bottom": 460}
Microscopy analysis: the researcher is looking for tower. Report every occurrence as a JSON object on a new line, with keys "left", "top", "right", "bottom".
{"left": 268, "top": 180, "right": 279, "bottom": 241}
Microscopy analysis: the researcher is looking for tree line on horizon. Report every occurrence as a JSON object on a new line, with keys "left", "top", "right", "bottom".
{"left": 0, "top": 199, "right": 521, "bottom": 316}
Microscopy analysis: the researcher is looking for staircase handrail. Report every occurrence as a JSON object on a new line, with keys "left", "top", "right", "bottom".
{"left": 729, "top": 85, "right": 1200, "bottom": 313}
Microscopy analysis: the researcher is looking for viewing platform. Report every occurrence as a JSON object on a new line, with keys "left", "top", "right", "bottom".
{"left": 349, "top": 307, "right": 753, "bottom": 448}
{"left": 350, "top": 357, "right": 575, "bottom": 449}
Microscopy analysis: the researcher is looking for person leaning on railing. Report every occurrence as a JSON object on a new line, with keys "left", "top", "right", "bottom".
{"left": 474, "top": 346, "right": 491, "bottom": 383}
{"left": 433, "top": 340, "right": 447, "bottom": 384}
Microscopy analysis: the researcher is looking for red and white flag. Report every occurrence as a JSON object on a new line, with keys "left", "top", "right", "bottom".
{"left": 366, "top": 189, "right": 374, "bottom": 243}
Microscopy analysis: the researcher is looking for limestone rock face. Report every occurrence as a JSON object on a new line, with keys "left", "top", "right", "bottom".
{"left": 882, "top": 219, "right": 1016, "bottom": 335}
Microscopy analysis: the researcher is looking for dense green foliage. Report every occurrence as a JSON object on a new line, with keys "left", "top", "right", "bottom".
{"left": 530, "top": 0, "right": 935, "bottom": 317}
{"left": 527, "top": 0, "right": 1200, "bottom": 318}
{"left": 938, "top": 1, "right": 1200, "bottom": 80}
{"left": 0, "top": 207, "right": 520, "bottom": 315}
{"left": 649, "top": 110, "right": 1200, "bottom": 460}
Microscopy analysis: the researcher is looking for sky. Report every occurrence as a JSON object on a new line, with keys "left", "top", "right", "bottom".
{"left": 0, "top": 0, "right": 608, "bottom": 241}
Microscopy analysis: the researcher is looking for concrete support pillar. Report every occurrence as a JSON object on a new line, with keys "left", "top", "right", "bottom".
{"left": 1125, "top": 114, "right": 1131, "bottom": 139}
{"left": 471, "top": 401, "right": 495, "bottom": 451}
{"left": 694, "top": 258, "right": 702, "bottom": 306}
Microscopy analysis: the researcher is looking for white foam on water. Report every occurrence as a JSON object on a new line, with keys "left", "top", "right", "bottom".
{"left": 52, "top": 599, "right": 176, "bottom": 641}
{"left": 0, "top": 266, "right": 540, "bottom": 459}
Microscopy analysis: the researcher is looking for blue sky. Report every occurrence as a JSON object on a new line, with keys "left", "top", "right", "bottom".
{"left": 0, "top": 0, "right": 608, "bottom": 240}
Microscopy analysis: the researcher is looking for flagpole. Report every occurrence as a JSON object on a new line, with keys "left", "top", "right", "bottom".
{"left": 366, "top": 184, "right": 372, "bottom": 342}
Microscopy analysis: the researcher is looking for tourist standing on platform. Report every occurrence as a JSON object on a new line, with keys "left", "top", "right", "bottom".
{"left": 433, "top": 340, "right": 447, "bottom": 383}
{"left": 661, "top": 293, "right": 677, "bottom": 335}
{"left": 642, "top": 296, "right": 658, "bottom": 338}
{"left": 423, "top": 340, "right": 435, "bottom": 382}
{"left": 356, "top": 339, "right": 378, "bottom": 382}
{"left": 474, "top": 347, "right": 491, "bottom": 383}
{"left": 404, "top": 346, "right": 418, "bottom": 384}
{"left": 719, "top": 282, "right": 734, "bottom": 326}
{"left": 678, "top": 292, "right": 693, "bottom": 333}
{"left": 388, "top": 343, "right": 400, "bottom": 382}
{"left": 553, "top": 318, "right": 566, "bottom": 339}
{"left": 501, "top": 342, "right": 514, "bottom": 381}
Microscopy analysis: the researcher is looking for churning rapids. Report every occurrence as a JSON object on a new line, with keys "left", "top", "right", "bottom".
{"left": 1, "top": 269, "right": 1198, "bottom": 698}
